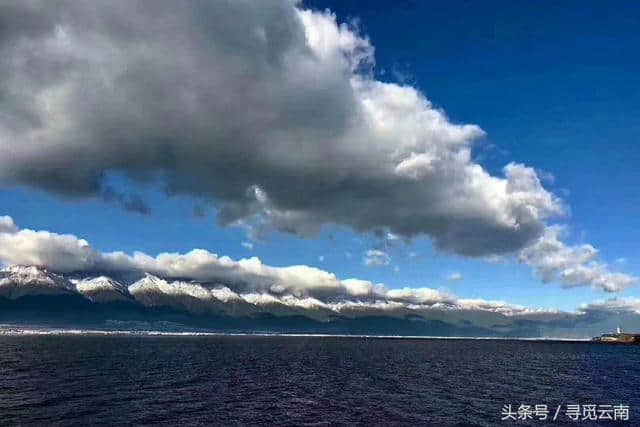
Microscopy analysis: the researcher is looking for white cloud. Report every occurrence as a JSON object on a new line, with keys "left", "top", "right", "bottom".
{"left": 0, "top": 0, "right": 631, "bottom": 295}
{"left": 386, "top": 232, "right": 401, "bottom": 241}
{"left": 0, "top": 227, "right": 98, "bottom": 273}
{"left": 4, "top": 216, "right": 627, "bottom": 301}
{"left": 519, "top": 226, "right": 635, "bottom": 292}
{"left": 4, "top": 217, "right": 640, "bottom": 338}
{"left": 0, "top": 0, "right": 567, "bottom": 258}
{"left": 364, "top": 249, "right": 391, "bottom": 267}
{"left": 0, "top": 215, "right": 533, "bottom": 316}
{"left": 448, "top": 272, "right": 463, "bottom": 282}
{"left": 241, "top": 242, "right": 254, "bottom": 251}
{"left": 0, "top": 216, "right": 18, "bottom": 234}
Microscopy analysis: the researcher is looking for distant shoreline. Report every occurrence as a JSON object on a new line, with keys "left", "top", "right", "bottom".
{"left": 0, "top": 326, "right": 591, "bottom": 341}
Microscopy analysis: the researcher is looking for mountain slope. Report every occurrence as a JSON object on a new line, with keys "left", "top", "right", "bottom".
{"left": 0, "top": 266, "right": 75, "bottom": 299}
{"left": 0, "top": 265, "right": 636, "bottom": 338}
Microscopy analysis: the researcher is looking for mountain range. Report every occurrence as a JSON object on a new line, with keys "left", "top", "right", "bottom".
{"left": 0, "top": 265, "right": 636, "bottom": 338}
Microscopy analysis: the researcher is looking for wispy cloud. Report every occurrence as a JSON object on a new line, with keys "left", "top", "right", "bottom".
{"left": 364, "top": 249, "right": 391, "bottom": 267}
{"left": 448, "top": 272, "right": 463, "bottom": 282}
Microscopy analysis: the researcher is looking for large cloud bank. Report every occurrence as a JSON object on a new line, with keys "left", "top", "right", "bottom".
{"left": 0, "top": 215, "right": 465, "bottom": 310}
{"left": 0, "top": 0, "right": 557, "bottom": 254}
{"left": 0, "top": 215, "right": 635, "bottom": 319}
{"left": 0, "top": 209, "right": 633, "bottom": 293}
{"left": 0, "top": 1, "right": 632, "bottom": 291}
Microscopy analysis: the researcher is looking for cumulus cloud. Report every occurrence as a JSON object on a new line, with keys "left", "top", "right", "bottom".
{"left": 0, "top": 0, "right": 568, "bottom": 258}
{"left": 364, "top": 249, "right": 391, "bottom": 267}
{"left": 7, "top": 216, "right": 627, "bottom": 295}
{"left": 0, "top": 221, "right": 97, "bottom": 273}
{"left": 519, "top": 226, "right": 635, "bottom": 292}
{"left": 3, "top": 216, "right": 640, "bottom": 337}
{"left": 0, "top": 1, "right": 632, "bottom": 294}
{"left": 0, "top": 216, "right": 18, "bottom": 234}
{"left": 0, "top": 215, "right": 526, "bottom": 315}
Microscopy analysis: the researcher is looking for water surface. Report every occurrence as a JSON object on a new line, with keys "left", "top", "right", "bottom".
{"left": 0, "top": 335, "right": 637, "bottom": 425}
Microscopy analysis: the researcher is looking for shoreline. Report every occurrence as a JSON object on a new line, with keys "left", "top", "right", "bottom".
{"left": 0, "top": 326, "right": 591, "bottom": 341}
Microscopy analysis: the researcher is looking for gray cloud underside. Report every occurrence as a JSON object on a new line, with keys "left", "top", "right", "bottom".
{"left": 1, "top": 215, "right": 639, "bottom": 338}
{"left": 0, "top": 0, "right": 557, "bottom": 255}
{"left": 0, "top": 1, "right": 632, "bottom": 291}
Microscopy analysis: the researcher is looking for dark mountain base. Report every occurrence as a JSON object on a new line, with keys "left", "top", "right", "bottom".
{"left": 0, "top": 295, "right": 538, "bottom": 337}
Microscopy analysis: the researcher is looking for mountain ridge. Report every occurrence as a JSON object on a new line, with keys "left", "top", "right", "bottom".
{"left": 0, "top": 265, "right": 637, "bottom": 338}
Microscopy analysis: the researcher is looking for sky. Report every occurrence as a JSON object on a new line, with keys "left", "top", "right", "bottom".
{"left": 0, "top": 0, "right": 639, "bottom": 315}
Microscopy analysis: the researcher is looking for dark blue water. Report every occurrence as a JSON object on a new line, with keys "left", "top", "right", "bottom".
{"left": 0, "top": 335, "right": 638, "bottom": 426}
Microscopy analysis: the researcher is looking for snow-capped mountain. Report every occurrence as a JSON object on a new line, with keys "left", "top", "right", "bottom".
{"left": 0, "top": 266, "right": 75, "bottom": 299}
{"left": 0, "top": 267, "right": 359, "bottom": 321}
{"left": 128, "top": 273, "right": 259, "bottom": 317}
{"left": 0, "top": 267, "right": 340, "bottom": 318}
{"left": 0, "top": 265, "right": 635, "bottom": 338}
{"left": 74, "top": 276, "right": 130, "bottom": 302}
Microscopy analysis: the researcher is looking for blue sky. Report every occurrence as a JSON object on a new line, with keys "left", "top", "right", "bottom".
{"left": 0, "top": 0, "right": 638, "bottom": 312}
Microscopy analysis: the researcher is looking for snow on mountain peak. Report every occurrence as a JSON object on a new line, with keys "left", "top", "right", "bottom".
{"left": 75, "top": 276, "right": 130, "bottom": 302}
{"left": 0, "top": 265, "right": 75, "bottom": 298}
